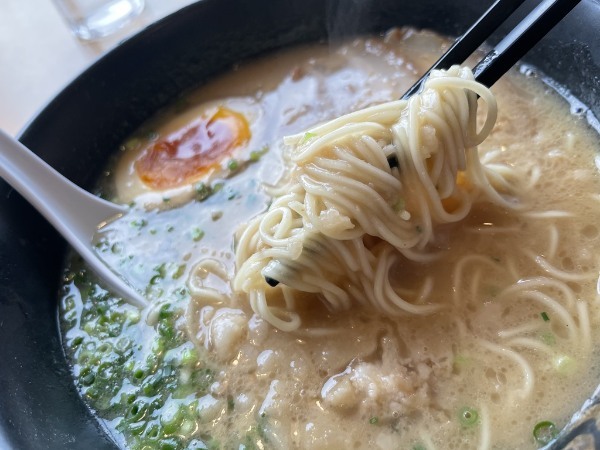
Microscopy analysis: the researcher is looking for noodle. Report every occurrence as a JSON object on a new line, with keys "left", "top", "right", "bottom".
{"left": 234, "top": 66, "right": 522, "bottom": 330}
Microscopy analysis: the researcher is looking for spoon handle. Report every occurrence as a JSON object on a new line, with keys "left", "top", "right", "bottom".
{"left": 0, "top": 129, "right": 147, "bottom": 307}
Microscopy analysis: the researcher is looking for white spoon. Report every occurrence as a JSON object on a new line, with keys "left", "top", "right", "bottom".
{"left": 0, "top": 129, "right": 147, "bottom": 308}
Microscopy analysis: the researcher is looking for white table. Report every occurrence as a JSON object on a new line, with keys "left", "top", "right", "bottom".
{"left": 0, "top": 0, "right": 197, "bottom": 136}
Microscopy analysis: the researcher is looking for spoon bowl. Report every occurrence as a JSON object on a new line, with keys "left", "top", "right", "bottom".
{"left": 0, "top": 129, "right": 147, "bottom": 308}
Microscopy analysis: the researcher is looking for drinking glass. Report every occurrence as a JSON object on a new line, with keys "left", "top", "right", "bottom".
{"left": 52, "top": 0, "right": 145, "bottom": 40}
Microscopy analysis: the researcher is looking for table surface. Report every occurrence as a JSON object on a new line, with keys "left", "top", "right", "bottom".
{"left": 0, "top": 0, "right": 197, "bottom": 136}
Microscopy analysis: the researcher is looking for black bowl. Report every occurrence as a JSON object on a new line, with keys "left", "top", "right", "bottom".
{"left": 1, "top": 0, "right": 599, "bottom": 448}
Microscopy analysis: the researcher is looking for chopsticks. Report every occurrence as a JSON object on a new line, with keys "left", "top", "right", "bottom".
{"left": 472, "top": 0, "right": 581, "bottom": 87}
{"left": 402, "top": 0, "right": 582, "bottom": 99}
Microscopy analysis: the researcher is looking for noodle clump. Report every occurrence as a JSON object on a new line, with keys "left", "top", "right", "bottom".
{"left": 234, "top": 66, "right": 521, "bottom": 331}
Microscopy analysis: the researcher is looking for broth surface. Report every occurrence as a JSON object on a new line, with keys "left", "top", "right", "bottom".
{"left": 60, "top": 29, "right": 600, "bottom": 450}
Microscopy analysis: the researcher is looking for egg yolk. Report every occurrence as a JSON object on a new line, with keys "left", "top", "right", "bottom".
{"left": 135, "top": 107, "right": 251, "bottom": 189}
{"left": 442, "top": 171, "right": 470, "bottom": 213}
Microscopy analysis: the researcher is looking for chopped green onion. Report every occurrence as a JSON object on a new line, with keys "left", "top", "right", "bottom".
{"left": 62, "top": 295, "right": 76, "bottom": 311}
{"left": 97, "top": 342, "right": 112, "bottom": 354}
{"left": 453, "top": 354, "right": 470, "bottom": 369}
{"left": 369, "top": 416, "right": 379, "bottom": 425}
{"left": 250, "top": 145, "right": 269, "bottom": 161}
{"left": 540, "top": 331, "right": 555, "bottom": 346}
{"left": 227, "top": 159, "right": 239, "bottom": 171}
{"left": 533, "top": 421, "right": 558, "bottom": 445}
{"left": 194, "top": 182, "right": 212, "bottom": 201}
{"left": 122, "top": 137, "right": 141, "bottom": 151}
{"left": 541, "top": 312, "right": 550, "bottom": 322}
{"left": 301, "top": 132, "right": 317, "bottom": 143}
{"left": 179, "top": 418, "right": 197, "bottom": 436}
{"left": 127, "top": 400, "right": 148, "bottom": 422}
{"left": 181, "top": 347, "right": 198, "bottom": 366}
{"left": 190, "top": 228, "right": 206, "bottom": 243}
{"left": 130, "top": 219, "right": 147, "bottom": 229}
{"left": 151, "top": 336, "right": 166, "bottom": 354}
{"left": 145, "top": 423, "right": 160, "bottom": 438}
{"left": 158, "top": 321, "right": 175, "bottom": 339}
{"left": 85, "top": 387, "right": 100, "bottom": 400}
{"left": 157, "top": 438, "right": 179, "bottom": 450}
{"left": 133, "top": 368, "right": 145, "bottom": 380}
{"left": 80, "top": 367, "right": 96, "bottom": 386}
{"left": 160, "top": 403, "right": 185, "bottom": 434}
{"left": 392, "top": 198, "right": 405, "bottom": 212}
{"left": 128, "top": 420, "right": 146, "bottom": 436}
{"left": 227, "top": 394, "right": 235, "bottom": 412}
{"left": 126, "top": 309, "right": 141, "bottom": 324}
{"left": 553, "top": 355, "right": 576, "bottom": 376}
{"left": 172, "top": 264, "right": 186, "bottom": 279}
{"left": 158, "top": 303, "right": 174, "bottom": 319}
{"left": 458, "top": 407, "right": 479, "bottom": 427}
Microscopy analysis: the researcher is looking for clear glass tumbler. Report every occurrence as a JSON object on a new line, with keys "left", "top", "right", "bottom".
{"left": 52, "top": 0, "right": 145, "bottom": 40}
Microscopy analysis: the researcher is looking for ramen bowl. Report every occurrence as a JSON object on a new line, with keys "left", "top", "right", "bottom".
{"left": 0, "top": 0, "right": 599, "bottom": 448}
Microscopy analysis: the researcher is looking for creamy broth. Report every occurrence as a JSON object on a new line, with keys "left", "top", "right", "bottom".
{"left": 60, "top": 29, "right": 600, "bottom": 450}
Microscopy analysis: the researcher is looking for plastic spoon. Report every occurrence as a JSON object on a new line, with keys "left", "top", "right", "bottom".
{"left": 0, "top": 129, "right": 147, "bottom": 308}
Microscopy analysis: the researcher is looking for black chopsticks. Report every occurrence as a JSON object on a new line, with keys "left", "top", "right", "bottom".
{"left": 402, "top": 0, "right": 582, "bottom": 99}
{"left": 472, "top": 0, "right": 581, "bottom": 88}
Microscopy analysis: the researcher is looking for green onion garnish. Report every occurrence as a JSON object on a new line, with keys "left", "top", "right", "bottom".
{"left": 130, "top": 219, "right": 147, "bottom": 229}
{"left": 458, "top": 407, "right": 479, "bottom": 427}
{"left": 541, "top": 312, "right": 550, "bottom": 322}
{"left": 369, "top": 416, "right": 378, "bottom": 425}
{"left": 172, "top": 264, "right": 186, "bottom": 279}
{"left": 301, "top": 132, "right": 317, "bottom": 143}
{"left": 540, "top": 331, "right": 555, "bottom": 346}
{"left": 533, "top": 421, "right": 558, "bottom": 445}
{"left": 553, "top": 355, "right": 575, "bottom": 375}
{"left": 228, "top": 159, "right": 239, "bottom": 171}
{"left": 194, "top": 182, "right": 212, "bottom": 201}
{"left": 392, "top": 198, "right": 405, "bottom": 212}
{"left": 192, "top": 228, "right": 205, "bottom": 242}
{"left": 250, "top": 145, "right": 269, "bottom": 161}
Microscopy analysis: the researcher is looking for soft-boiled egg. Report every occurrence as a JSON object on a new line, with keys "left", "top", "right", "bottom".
{"left": 113, "top": 98, "right": 263, "bottom": 207}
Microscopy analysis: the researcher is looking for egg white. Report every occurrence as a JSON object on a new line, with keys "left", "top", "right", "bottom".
{"left": 113, "top": 97, "right": 265, "bottom": 208}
